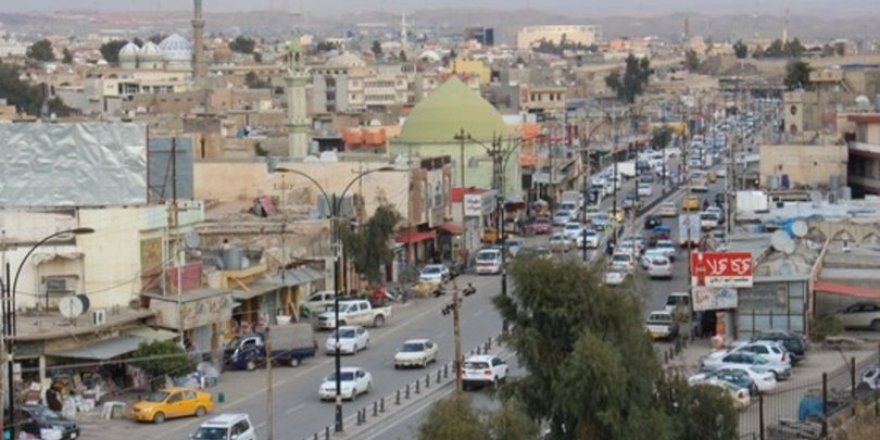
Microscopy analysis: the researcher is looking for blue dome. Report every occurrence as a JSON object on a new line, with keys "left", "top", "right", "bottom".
{"left": 159, "top": 33, "right": 192, "bottom": 62}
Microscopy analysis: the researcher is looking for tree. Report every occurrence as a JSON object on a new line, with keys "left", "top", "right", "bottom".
{"left": 244, "top": 71, "right": 271, "bottom": 89}
{"left": 62, "top": 47, "right": 73, "bottom": 64}
{"left": 0, "top": 60, "right": 75, "bottom": 116}
{"left": 733, "top": 40, "right": 748, "bottom": 59}
{"left": 399, "top": 50, "right": 407, "bottom": 62}
{"left": 485, "top": 398, "right": 541, "bottom": 440}
{"left": 605, "top": 54, "right": 651, "bottom": 103}
{"left": 418, "top": 394, "right": 487, "bottom": 440}
{"left": 834, "top": 42, "right": 846, "bottom": 56}
{"left": 784, "top": 60, "right": 812, "bottom": 91}
{"left": 784, "top": 38, "right": 805, "bottom": 58}
{"left": 27, "top": 39, "right": 55, "bottom": 62}
{"left": 685, "top": 49, "right": 700, "bottom": 72}
{"left": 130, "top": 340, "right": 197, "bottom": 389}
{"left": 371, "top": 40, "right": 383, "bottom": 58}
{"left": 100, "top": 40, "right": 128, "bottom": 65}
{"left": 493, "top": 258, "right": 737, "bottom": 440}
{"left": 659, "top": 379, "right": 739, "bottom": 440}
{"left": 651, "top": 126, "right": 673, "bottom": 150}
{"left": 340, "top": 204, "right": 401, "bottom": 285}
{"left": 229, "top": 35, "right": 256, "bottom": 54}
{"left": 253, "top": 52, "right": 263, "bottom": 63}
{"left": 315, "top": 40, "right": 339, "bottom": 53}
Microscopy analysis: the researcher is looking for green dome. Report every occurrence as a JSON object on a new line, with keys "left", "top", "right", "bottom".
{"left": 398, "top": 76, "right": 505, "bottom": 144}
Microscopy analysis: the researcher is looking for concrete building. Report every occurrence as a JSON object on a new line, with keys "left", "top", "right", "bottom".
{"left": 758, "top": 141, "right": 848, "bottom": 190}
{"left": 516, "top": 25, "right": 602, "bottom": 51}
{"left": 847, "top": 113, "right": 880, "bottom": 196}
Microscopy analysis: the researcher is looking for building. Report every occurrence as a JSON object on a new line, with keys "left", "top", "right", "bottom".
{"left": 516, "top": 25, "right": 602, "bottom": 51}
{"left": 847, "top": 113, "right": 880, "bottom": 196}
{"left": 464, "top": 27, "right": 494, "bottom": 46}
{"left": 758, "top": 141, "right": 848, "bottom": 190}
{"left": 285, "top": 41, "right": 311, "bottom": 158}
{"left": 117, "top": 34, "right": 194, "bottom": 72}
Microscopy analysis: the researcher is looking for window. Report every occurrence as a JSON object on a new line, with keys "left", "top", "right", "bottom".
{"left": 790, "top": 105, "right": 797, "bottom": 115}
{"left": 184, "top": 391, "right": 197, "bottom": 400}
{"left": 167, "top": 393, "right": 182, "bottom": 403}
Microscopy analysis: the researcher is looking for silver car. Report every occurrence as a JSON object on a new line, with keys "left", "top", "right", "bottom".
{"left": 702, "top": 351, "right": 791, "bottom": 381}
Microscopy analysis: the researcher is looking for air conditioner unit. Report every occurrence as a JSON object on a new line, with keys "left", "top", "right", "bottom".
{"left": 45, "top": 277, "right": 72, "bottom": 293}
{"left": 92, "top": 309, "right": 107, "bottom": 326}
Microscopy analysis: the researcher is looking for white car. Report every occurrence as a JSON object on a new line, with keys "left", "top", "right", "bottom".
{"left": 562, "top": 222, "right": 584, "bottom": 241}
{"left": 727, "top": 341, "right": 791, "bottom": 366}
{"left": 645, "top": 256, "right": 673, "bottom": 279}
{"left": 549, "top": 233, "right": 572, "bottom": 252}
{"left": 645, "top": 310, "right": 677, "bottom": 340}
{"left": 702, "top": 379, "right": 751, "bottom": 410}
{"left": 653, "top": 240, "right": 677, "bottom": 261}
{"left": 304, "top": 290, "right": 336, "bottom": 314}
{"left": 637, "top": 183, "right": 653, "bottom": 197}
{"left": 604, "top": 268, "right": 629, "bottom": 286}
{"left": 475, "top": 249, "right": 503, "bottom": 275}
{"left": 318, "top": 367, "right": 372, "bottom": 401}
{"left": 700, "top": 211, "right": 720, "bottom": 230}
{"left": 664, "top": 292, "right": 690, "bottom": 312}
{"left": 324, "top": 325, "right": 370, "bottom": 355}
{"left": 581, "top": 229, "right": 600, "bottom": 249}
{"left": 641, "top": 249, "right": 668, "bottom": 269}
{"left": 419, "top": 264, "right": 450, "bottom": 283}
{"left": 609, "top": 252, "right": 636, "bottom": 272}
{"left": 192, "top": 414, "right": 257, "bottom": 440}
{"left": 393, "top": 339, "right": 439, "bottom": 368}
{"left": 719, "top": 366, "right": 778, "bottom": 393}
{"left": 832, "top": 302, "right": 880, "bottom": 331}
{"left": 701, "top": 352, "right": 792, "bottom": 380}
{"left": 552, "top": 210, "right": 572, "bottom": 226}
{"left": 461, "top": 354, "right": 508, "bottom": 390}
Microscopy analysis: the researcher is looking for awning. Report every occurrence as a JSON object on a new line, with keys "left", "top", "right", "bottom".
{"left": 48, "top": 328, "right": 181, "bottom": 360}
{"left": 232, "top": 282, "right": 284, "bottom": 301}
{"left": 270, "top": 266, "right": 325, "bottom": 286}
{"left": 814, "top": 280, "right": 880, "bottom": 299}
{"left": 436, "top": 223, "right": 463, "bottom": 235}
{"left": 126, "top": 328, "right": 178, "bottom": 343}
{"left": 395, "top": 231, "right": 437, "bottom": 244}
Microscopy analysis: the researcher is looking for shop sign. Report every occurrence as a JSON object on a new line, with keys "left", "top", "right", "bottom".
{"left": 692, "top": 286, "right": 738, "bottom": 312}
{"left": 690, "top": 251, "right": 754, "bottom": 288}
{"left": 464, "top": 191, "right": 495, "bottom": 217}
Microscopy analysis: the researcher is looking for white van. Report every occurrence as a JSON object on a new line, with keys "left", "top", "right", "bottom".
{"left": 475, "top": 248, "right": 503, "bottom": 275}
{"left": 191, "top": 414, "right": 257, "bottom": 440}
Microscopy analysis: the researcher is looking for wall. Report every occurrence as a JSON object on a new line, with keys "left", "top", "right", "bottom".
{"left": 758, "top": 143, "right": 848, "bottom": 189}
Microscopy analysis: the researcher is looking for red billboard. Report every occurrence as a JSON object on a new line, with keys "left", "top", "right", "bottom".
{"left": 690, "top": 252, "right": 754, "bottom": 288}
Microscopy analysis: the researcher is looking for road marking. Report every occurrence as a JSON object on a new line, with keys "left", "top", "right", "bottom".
{"left": 284, "top": 403, "right": 306, "bottom": 415}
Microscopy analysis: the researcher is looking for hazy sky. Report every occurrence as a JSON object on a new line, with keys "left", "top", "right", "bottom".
{"left": 4, "top": 0, "right": 873, "bottom": 18}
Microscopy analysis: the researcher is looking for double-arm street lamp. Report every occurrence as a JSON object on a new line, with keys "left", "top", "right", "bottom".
{"left": 1, "top": 227, "right": 95, "bottom": 437}
{"left": 274, "top": 165, "right": 397, "bottom": 433}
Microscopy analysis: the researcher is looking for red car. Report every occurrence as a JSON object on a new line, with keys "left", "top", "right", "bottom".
{"left": 527, "top": 217, "right": 553, "bottom": 235}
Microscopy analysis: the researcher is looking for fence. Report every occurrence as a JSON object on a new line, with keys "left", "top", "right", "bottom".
{"left": 299, "top": 335, "right": 500, "bottom": 440}
{"left": 738, "top": 345, "right": 880, "bottom": 440}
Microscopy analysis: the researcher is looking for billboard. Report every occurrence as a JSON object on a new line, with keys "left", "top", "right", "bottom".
{"left": 690, "top": 251, "right": 754, "bottom": 288}
{"left": 692, "top": 286, "right": 738, "bottom": 311}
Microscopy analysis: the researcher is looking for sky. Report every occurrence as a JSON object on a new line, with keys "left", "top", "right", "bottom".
{"left": 2, "top": 0, "right": 874, "bottom": 18}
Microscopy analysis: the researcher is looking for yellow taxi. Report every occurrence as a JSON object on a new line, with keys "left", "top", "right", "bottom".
{"left": 131, "top": 387, "right": 214, "bottom": 424}
{"left": 607, "top": 208, "right": 625, "bottom": 223}
{"left": 682, "top": 196, "right": 701, "bottom": 212}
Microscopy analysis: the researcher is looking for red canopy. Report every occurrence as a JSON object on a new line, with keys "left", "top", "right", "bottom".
{"left": 814, "top": 280, "right": 880, "bottom": 299}
{"left": 395, "top": 231, "right": 437, "bottom": 244}
{"left": 436, "top": 223, "right": 463, "bottom": 235}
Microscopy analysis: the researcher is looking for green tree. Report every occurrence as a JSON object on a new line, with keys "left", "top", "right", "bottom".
{"left": 315, "top": 40, "right": 339, "bottom": 52}
{"left": 493, "top": 258, "right": 736, "bottom": 440}
{"left": 418, "top": 394, "right": 487, "bottom": 440}
{"left": 62, "top": 47, "right": 73, "bottom": 64}
{"left": 130, "top": 340, "right": 197, "bottom": 389}
{"left": 763, "top": 39, "right": 785, "bottom": 57}
{"left": 100, "top": 40, "right": 128, "bottom": 65}
{"left": 784, "top": 60, "right": 812, "bottom": 90}
{"left": 733, "top": 40, "right": 748, "bottom": 59}
{"left": 253, "top": 52, "right": 263, "bottom": 63}
{"left": 229, "top": 35, "right": 256, "bottom": 54}
{"left": 606, "top": 54, "right": 651, "bottom": 103}
{"left": 244, "top": 71, "right": 271, "bottom": 89}
{"left": 834, "top": 42, "right": 846, "bottom": 56}
{"left": 371, "top": 40, "right": 383, "bottom": 57}
{"left": 685, "top": 49, "right": 700, "bottom": 72}
{"left": 485, "top": 398, "right": 542, "bottom": 440}
{"left": 651, "top": 126, "right": 673, "bottom": 150}
{"left": 784, "top": 38, "right": 805, "bottom": 58}
{"left": 340, "top": 204, "right": 401, "bottom": 285}
{"left": 659, "top": 379, "right": 739, "bottom": 440}
{"left": 27, "top": 39, "right": 55, "bottom": 62}
{"left": 0, "top": 60, "right": 75, "bottom": 116}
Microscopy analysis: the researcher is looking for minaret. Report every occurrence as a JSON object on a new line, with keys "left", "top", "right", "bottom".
{"left": 285, "top": 40, "right": 310, "bottom": 158}
{"left": 192, "top": 0, "right": 206, "bottom": 79}
{"left": 400, "top": 13, "right": 407, "bottom": 54}
{"left": 782, "top": 8, "right": 790, "bottom": 44}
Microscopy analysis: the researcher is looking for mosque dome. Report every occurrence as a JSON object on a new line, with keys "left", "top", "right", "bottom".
{"left": 118, "top": 41, "right": 140, "bottom": 62}
{"left": 139, "top": 41, "right": 163, "bottom": 61}
{"left": 398, "top": 76, "right": 505, "bottom": 144}
{"left": 419, "top": 50, "right": 442, "bottom": 63}
{"left": 326, "top": 52, "right": 366, "bottom": 68}
{"left": 159, "top": 33, "right": 193, "bottom": 63}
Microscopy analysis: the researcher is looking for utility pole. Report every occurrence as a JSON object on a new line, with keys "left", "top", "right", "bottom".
{"left": 265, "top": 327, "right": 274, "bottom": 440}
{"left": 170, "top": 137, "right": 185, "bottom": 348}
{"left": 451, "top": 279, "right": 462, "bottom": 392}
{"left": 581, "top": 131, "right": 591, "bottom": 262}
{"left": 611, "top": 110, "right": 619, "bottom": 244}
{"left": 454, "top": 129, "right": 469, "bottom": 267}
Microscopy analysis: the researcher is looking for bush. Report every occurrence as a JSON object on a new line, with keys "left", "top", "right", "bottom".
{"left": 810, "top": 314, "right": 843, "bottom": 342}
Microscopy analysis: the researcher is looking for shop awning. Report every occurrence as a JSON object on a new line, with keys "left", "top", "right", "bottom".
{"left": 126, "top": 328, "right": 178, "bottom": 343}
{"left": 436, "top": 223, "right": 463, "bottom": 235}
{"left": 814, "top": 280, "right": 880, "bottom": 299}
{"left": 232, "top": 282, "right": 284, "bottom": 301}
{"left": 49, "top": 335, "right": 148, "bottom": 360}
{"left": 395, "top": 231, "right": 436, "bottom": 244}
{"left": 269, "top": 266, "right": 325, "bottom": 286}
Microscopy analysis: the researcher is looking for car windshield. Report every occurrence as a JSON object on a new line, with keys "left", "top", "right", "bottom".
{"left": 647, "top": 314, "right": 671, "bottom": 324}
{"left": 30, "top": 407, "right": 61, "bottom": 421}
{"left": 421, "top": 266, "right": 442, "bottom": 274}
{"left": 551, "top": 234, "right": 565, "bottom": 241}
{"left": 477, "top": 251, "right": 498, "bottom": 260}
{"left": 612, "top": 254, "right": 630, "bottom": 262}
{"left": 565, "top": 224, "right": 580, "bottom": 230}
{"left": 666, "top": 296, "right": 687, "bottom": 306}
{"left": 225, "top": 336, "right": 243, "bottom": 350}
{"left": 328, "top": 372, "right": 355, "bottom": 382}
{"left": 464, "top": 361, "right": 489, "bottom": 369}
{"left": 191, "top": 427, "right": 229, "bottom": 440}
{"left": 534, "top": 217, "right": 550, "bottom": 224}
{"left": 144, "top": 391, "right": 169, "bottom": 402}
{"left": 333, "top": 329, "right": 356, "bottom": 338}
{"left": 401, "top": 343, "right": 425, "bottom": 352}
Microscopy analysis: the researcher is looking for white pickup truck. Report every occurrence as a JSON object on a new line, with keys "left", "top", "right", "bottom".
{"left": 316, "top": 300, "right": 392, "bottom": 330}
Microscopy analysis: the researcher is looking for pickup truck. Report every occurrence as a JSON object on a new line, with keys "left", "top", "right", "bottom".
{"left": 316, "top": 300, "right": 392, "bottom": 330}
{"left": 224, "top": 323, "right": 318, "bottom": 371}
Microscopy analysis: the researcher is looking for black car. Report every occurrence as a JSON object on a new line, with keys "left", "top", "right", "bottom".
{"left": 644, "top": 214, "right": 662, "bottom": 230}
{"left": 752, "top": 330, "right": 806, "bottom": 364}
{"left": 714, "top": 193, "right": 725, "bottom": 206}
{"left": 17, "top": 405, "right": 80, "bottom": 440}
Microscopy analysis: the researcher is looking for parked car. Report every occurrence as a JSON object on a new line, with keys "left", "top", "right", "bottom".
{"left": 131, "top": 388, "right": 214, "bottom": 424}
{"left": 727, "top": 341, "right": 791, "bottom": 366}
{"left": 475, "top": 248, "right": 503, "bottom": 275}
{"left": 604, "top": 267, "right": 629, "bottom": 286}
{"left": 318, "top": 367, "right": 372, "bottom": 401}
{"left": 190, "top": 414, "right": 257, "bottom": 440}
{"left": 702, "top": 380, "right": 751, "bottom": 410}
{"left": 832, "top": 302, "right": 880, "bottom": 331}
{"left": 461, "top": 354, "right": 508, "bottom": 390}
{"left": 645, "top": 256, "right": 673, "bottom": 279}
{"left": 751, "top": 330, "right": 806, "bottom": 363}
{"left": 419, "top": 264, "right": 450, "bottom": 284}
{"left": 715, "top": 366, "right": 777, "bottom": 393}
{"left": 324, "top": 325, "right": 370, "bottom": 355}
{"left": 688, "top": 370, "right": 759, "bottom": 396}
{"left": 645, "top": 310, "right": 678, "bottom": 340}
{"left": 701, "top": 352, "right": 791, "bottom": 381}
{"left": 394, "top": 339, "right": 439, "bottom": 368}
{"left": 526, "top": 217, "right": 553, "bottom": 235}
{"left": 317, "top": 300, "right": 392, "bottom": 330}
{"left": 16, "top": 405, "right": 80, "bottom": 440}
{"left": 644, "top": 214, "right": 662, "bottom": 230}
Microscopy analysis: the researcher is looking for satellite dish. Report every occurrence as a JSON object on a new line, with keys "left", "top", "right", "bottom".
{"left": 185, "top": 231, "right": 201, "bottom": 249}
{"left": 58, "top": 296, "right": 85, "bottom": 318}
{"left": 771, "top": 230, "right": 796, "bottom": 254}
{"left": 77, "top": 294, "right": 91, "bottom": 313}
{"left": 790, "top": 220, "right": 808, "bottom": 238}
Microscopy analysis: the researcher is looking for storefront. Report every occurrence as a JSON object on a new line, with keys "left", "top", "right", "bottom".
{"left": 145, "top": 288, "right": 234, "bottom": 356}
{"left": 736, "top": 276, "right": 809, "bottom": 338}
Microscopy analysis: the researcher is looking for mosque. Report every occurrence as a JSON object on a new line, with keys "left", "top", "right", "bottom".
{"left": 117, "top": 34, "right": 194, "bottom": 72}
